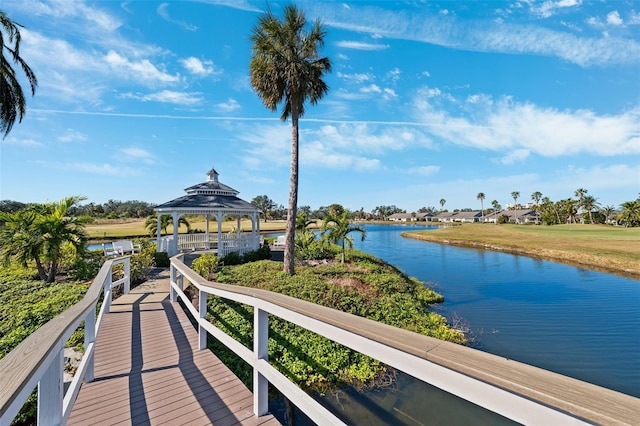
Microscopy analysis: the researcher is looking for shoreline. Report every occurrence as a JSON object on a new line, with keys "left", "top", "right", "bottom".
{"left": 402, "top": 231, "right": 640, "bottom": 279}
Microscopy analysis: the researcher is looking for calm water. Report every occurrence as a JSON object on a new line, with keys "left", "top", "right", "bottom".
{"left": 347, "top": 224, "right": 640, "bottom": 398}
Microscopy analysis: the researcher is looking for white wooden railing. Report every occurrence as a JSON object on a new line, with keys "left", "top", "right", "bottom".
{"left": 0, "top": 257, "right": 131, "bottom": 426}
{"left": 159, "top": 233, "right": 260, "bottom": 256}
{"left": 168, "top": 256, "right": 639, "bottom": 426}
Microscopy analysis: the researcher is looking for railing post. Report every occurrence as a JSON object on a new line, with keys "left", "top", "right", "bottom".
{"left": 170, "top": 263, "right": 177, "bottom": 302}
{"left": 198, "top": 290, "right": 207, "bottom": 350}
{"left": 253, "top": 307, "right": 269, "bottom": 416}
{"left": 37, "top": 348, "right": 63, "bottom": 425}
{"left": 123, "top": 257, "right": 130, "bottom": 295}
{"left": 84, "top": 304, "right": 96, "bottom": 382}
{"left": 104, "top": 269, "right": 112, "bottom": 313}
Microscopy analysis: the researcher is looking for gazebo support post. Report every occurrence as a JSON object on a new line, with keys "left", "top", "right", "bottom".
{"left": 205, "top": 215, "right": 210, "bottom": 250}
{"left": 172, "top": 212, "right": 179, "bottom": 256}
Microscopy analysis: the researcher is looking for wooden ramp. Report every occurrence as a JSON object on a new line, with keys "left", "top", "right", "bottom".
{"left": 68, "top": 270, "right": 279, "bottom": 426}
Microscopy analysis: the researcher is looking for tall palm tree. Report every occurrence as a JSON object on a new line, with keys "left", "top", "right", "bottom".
{"left": 250, "top": 5, "right": 331, "bottom": 275}
{"left": 574, "top": 188, "right": 588, "bottom": 223}
{"left": 511, "top": 191, "right": 520, "bottom": 209}
{"left": 321, "top": 210, "right": 366, "bottom": 263}
{"left": 476, "top": 192, "right": 485, "bottom": 220}
{"left": 601, "top": 205, "right": 616, "bottom": 225}
{"left": 0, "top": 196, "right": 88, "bottom": 282}
{"left": 1, "top": 11, "right": 38, "bottom": 138}
{"left": 581, "top": 195, "right": 599, "bottom": 224}
{"left": 439, "top": 199, "right": 446, "bottom": 211}
{"left": 531, "top": 191, "right": 542, "bottom": 224}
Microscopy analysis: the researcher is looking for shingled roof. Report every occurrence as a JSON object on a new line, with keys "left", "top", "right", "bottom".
{"left": 154, "top": 168, "right": 260, "bottom": 214}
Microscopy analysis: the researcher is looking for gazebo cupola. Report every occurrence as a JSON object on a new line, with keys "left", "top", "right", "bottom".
{"left": 154, "top": 168, "right": 262, "bottom": 257}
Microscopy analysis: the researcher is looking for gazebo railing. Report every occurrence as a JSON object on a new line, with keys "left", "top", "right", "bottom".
{"left": 159, "top": 233, "right": 261, "bottom": 256}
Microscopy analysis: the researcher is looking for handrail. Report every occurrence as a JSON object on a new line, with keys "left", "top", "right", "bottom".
{"left": 0, "top": 257, "right": 131, "bottom": 426}
{"left": 170, "top": 256, "right": 640, "bottom": 426}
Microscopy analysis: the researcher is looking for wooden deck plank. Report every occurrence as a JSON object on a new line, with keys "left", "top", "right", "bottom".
{"left": 68, "top": 271, "right": 278, "bottom": 425}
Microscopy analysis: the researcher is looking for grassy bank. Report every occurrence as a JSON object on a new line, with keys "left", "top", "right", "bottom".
{"left": 404, "top": 224, "right": 640, "bottom": 277}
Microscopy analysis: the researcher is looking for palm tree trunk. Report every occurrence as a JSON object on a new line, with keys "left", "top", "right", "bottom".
{"left": 341, "top": 240, "right": 345, "bottom": 263}
{"left": 283, "top": 109, "right": 299, "bottom": 275}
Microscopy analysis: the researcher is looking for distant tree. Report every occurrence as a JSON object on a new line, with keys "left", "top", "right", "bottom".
{"left": 581, "top": 195, "right": 600, "bottom": 224}
{"left": 298, "top": 205, "right": 312, "bottom": 218}
{"left": 491, "top": 200, "right": 501, "bottom": 212}
{"left": 531, "top": 191, "right": 543, "bottom": 224}
{"left": 0, "top": 196, "right": 88, "bottom": 282}
{"left": 0, "top": 199, "right": 26, "bottom": 213}
{"left": 439, "top": 198, "right": 446, "bottom": 211}
{"left": 1, "top": 11, "right": 38, "bottom": 138}
{"left": 619, "top": 198, "right": 640, "bottom": 227}
{"left": 418, "top": 206, "right": 437, "bottom": 214}
{"left": 372, "top": 205, "right": 404, "bottom": 220}
{"left": 251, "top": 195, "right": 276, "bottom": 222}
{"left": 250, "top": 4, "right": 332, "bottom": 275}
{"left": 476, "top": 192, "right": 485, "bottom": 219}
{"left": 327, "top": 203, "right": 345, "bottom": 217}
{"left": 321, "top": 210, "right": 366, "bottom": 263}
{"left": 511, "top": 191, "right": 520, "bottom": 210}
{"left": 601, "top": 205, "right": 616, "bottom": 224}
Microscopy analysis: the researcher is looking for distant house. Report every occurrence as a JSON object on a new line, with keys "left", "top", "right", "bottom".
{"left": 388, "top": 213, "right": 413, "bottom": 222}
{"left": 432, "top": 211, "right": 457, "bottom": 222}
{"left": 452, "top": 211, "right": 483, "bottom": 223}
{"left": 501, "top": 209, "right": 540, "bottom": 224}
{"left": 483, "top": 211, "right": 503, "bottom": 223}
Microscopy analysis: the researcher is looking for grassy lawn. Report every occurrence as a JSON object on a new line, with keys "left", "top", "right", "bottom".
{"left": 86, "top": 218, "right": 288, "bottom": 240}
{"left": 404, "top": 224, "right": 640, "bottom": 277}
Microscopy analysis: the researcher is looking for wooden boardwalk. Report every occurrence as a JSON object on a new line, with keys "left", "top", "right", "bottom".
{"left": 67, "top": 269, "right": 279, "bottom": 426}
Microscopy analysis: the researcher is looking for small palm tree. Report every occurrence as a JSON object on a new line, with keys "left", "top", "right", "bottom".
{"left": 145, "top": 213, "right": 190, "bottom": 236}
{"left": 295, "top": 212, "right": 316, "bottom": 232}
{"left": 439, "top": 199, "right": 446, "bottom": 211}
{"left": 0, "top": 196, "right": 88, "bottom": 282}
{"left": 1, "top": 11, "right": 38, "bottom": 137}
{"left": 321, "top": 210, "right": 366, "bottom": 263}
{"left": 476, "top": 192, "right": 485, "bottom": 220}
{"left": 250, "top": 4, "right": 331, "bottom": 275}
{"left": 619, "top": 199, "right": 640, "bottom": 227}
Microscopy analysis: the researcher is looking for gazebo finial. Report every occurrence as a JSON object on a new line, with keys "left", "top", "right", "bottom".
{"left": 207, "top": 167, "right": 219, "bottom": 183}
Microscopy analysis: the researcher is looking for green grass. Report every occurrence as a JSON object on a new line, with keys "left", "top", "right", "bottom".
{"left": 85, "top": 218, "right": 288, "bottom": 240}
{"left": 404, "top": 223, "right": 640, "bottom": 277}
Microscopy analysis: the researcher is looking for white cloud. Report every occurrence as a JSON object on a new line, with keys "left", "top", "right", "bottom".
{"left": 606, "top": 11, "right": 623, "bottom": 26}
{"left": 18, "top": 0, "right": 122, "bottom": 31}
{"left": 335, "top": 41, "right": 390, "bottom": 50}
{"left": 412, "top": 90, "right": 640, "bottom": 157}
{"left": 105, "top": 51, "right": 180, "bottom": 84}
{"left": 157, "top": 3, "right": 198, "bottom": 31}
{"left": 121, "top": 147, "right": 156, "bottom": 164}
{"left": 43, "top": 161, "right": 139, "bottom": 176}
{"left": 122, "top": 90, "right": 203, "bottom": 106}
{"left": 216, "top": 98, "right": 240, "bottom": 112}
{"left": 499, "top": 149, "right": 531, "bottom": 164}
{"left": 529, "top": 0, "right": 582, "bottom": 18}
{"left": 406, "top": 165, "right": 440, "bottom": 176}
{"left": 57, "top": 129, "right": 88, "bottom": 143}
{"left": 387, "top": 68, "right": 401, "bottom": 82}
{"left": 313, "top": 2, "right": 640, "bottom": 67}
{"left": 361, "top": 84, "right": 381, "bottom": 94}
{"left": 180, "top": 57, "right": 218, "bottom": 76}
{"left": 336, "top": 72, "right": 373, "bottom": 83}
{"left": 1, "top": 138, "right": 43, "bottom": 147}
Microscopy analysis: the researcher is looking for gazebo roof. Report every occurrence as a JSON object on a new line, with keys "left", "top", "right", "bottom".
{"left": 154, "top": 168, "right": 261, "bottom": 215}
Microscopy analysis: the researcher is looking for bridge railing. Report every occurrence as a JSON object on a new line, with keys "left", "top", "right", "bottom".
{"left": 0, "top": 257, "right": 131, "bottom": 426}
{"left": 170, "top": 255, "right": 639, "bottom": 426}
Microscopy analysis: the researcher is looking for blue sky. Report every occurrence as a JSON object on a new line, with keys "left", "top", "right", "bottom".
{"left": 1, "top": 0, "right": 638, "bottom": 212}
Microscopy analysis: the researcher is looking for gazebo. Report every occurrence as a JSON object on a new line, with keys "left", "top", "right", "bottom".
{"left": 154, "top": 168, "right": 262, "bottom": 257}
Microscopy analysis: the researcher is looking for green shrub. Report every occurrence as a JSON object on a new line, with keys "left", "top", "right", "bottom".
{"left": 212, "top": 252, "right": 465, "bottom": 394}
{"left": 242, "top": 245, "right": 271, "bottom": 263}
{"left": 497, "top": 214, "right": 510, "bottom": 224}
{"left": 222, "top": 251, "right": 242, "bottom": 266}
{"left": 192, "top": 254, "right": 221, "bottom": 280}
{"left": 153, "top": 251, "right": 170, "bottom": 267}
